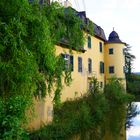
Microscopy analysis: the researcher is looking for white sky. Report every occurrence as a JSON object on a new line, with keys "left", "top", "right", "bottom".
{"left": 68, "top": 0, "right": 140, "bottom": 72}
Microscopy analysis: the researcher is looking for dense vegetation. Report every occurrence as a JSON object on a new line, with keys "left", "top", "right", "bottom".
{"left": 30, "top": 78, "right": 133, "bottom": 140}
{"left": 0, "top": 0, "right": 88, "bottom": 139}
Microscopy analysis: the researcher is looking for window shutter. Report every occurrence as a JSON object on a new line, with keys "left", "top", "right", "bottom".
{"left": 70, "top": 55, "right": 74, "bottom": 71}
{"left": 88, "top": 36, "right": 91, "bottom": 48}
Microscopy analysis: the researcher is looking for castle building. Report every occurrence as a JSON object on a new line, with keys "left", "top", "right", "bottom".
{"left": 29, "top": 1, "right": 126, "bottom": 131}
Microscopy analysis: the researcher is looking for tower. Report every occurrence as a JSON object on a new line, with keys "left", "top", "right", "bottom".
{"left": 105, "top": 30, "right": 126, "bottom": 87}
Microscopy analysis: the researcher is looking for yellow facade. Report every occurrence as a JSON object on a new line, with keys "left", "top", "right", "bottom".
{"left": 55, "top": 35, "right": 105, "bottom": 101}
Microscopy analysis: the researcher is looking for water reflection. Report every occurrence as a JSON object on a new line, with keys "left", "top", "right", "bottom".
{"left": 127, "top": 102, "right": 140, "bottom": 140}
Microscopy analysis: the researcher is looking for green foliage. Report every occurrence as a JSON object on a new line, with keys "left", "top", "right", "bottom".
{"left": 0, "top": 95, "right": 32, "bottom": 140}
{"left": 44, "top": 3, "right": 85, "bottom": 50}
{"left": 124, "top": 45, "right": 135, "bottom": 76}
{"left": 62, "top": 8, "right": 85, "bottom": 49}
{"left": 0, "top": 0, "right": 85, "bottom": 100}
{"left": 85, "top": 19, "right": 94, "bottom": 36}
{"left": 88, "top": 77, "right": 100, "bottom": 94}
{"left": 0, "top": 0, "right": 85, "bottom": 139}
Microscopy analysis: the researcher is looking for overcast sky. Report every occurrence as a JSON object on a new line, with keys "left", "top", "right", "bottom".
{"left": 69, "top": 0, "right": 140, "bottom": 72}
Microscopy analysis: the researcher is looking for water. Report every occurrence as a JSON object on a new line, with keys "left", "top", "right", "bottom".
{"left": 127, "top": 102, "right": 140, "bottom": 140}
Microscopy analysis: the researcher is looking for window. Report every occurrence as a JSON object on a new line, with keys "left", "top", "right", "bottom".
{"left": 78, "top": 57, "right": 82, "bottom": 72}
{"left": 99, "top": 42, "right": 102, "bottom": 52}
{"left": 109, "top": 48, "right": 113, "bottom": 54}
{"left": 109, "top": 66, "right": 114, "bottom": 73}
{"left": 88, "top": 58, "right": 92, "bottom": 73}
{"left": 61, "top": 53, "right": 74, "bottom": 71}
{"left": 100, "top": 61, "right": 104, "bottom": 73}
{"left": 88, "top": 36, "right": 91, "bottom": 48}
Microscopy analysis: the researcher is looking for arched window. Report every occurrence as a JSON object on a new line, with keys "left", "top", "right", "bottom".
{"left": 88, "top": 36, "right": 91, "bottom": 48}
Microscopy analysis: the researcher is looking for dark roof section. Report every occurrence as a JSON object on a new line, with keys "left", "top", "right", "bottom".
{"left": 108, "top": 30, "right": 123, "bottom": 43}
{"left": 77, "top": 11, "right": 106, "bottom": 41}
{"left": 93, "top": 23, "right": 107, "bottom": 41}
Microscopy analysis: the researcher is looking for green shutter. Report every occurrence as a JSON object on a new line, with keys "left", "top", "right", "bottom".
{"left": 88, "top": 36, "right": 91, "bottom": 48}
{"left": 70, "top": 55, "right": 74, "bottom": 71}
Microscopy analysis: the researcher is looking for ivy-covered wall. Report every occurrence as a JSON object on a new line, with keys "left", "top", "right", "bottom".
{"left": 0, "top": 1, "right": 90, "bottom": 139}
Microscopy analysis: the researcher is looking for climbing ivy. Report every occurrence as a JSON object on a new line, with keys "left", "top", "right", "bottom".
{"left": 0, "top": 0, "right": 88, "bottom": 139}
{"left": 44, "top": 3, "right": 85, "bottom": 49}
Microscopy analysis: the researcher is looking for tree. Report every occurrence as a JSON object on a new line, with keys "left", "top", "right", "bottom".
{"left": 124, "top": 44, "right": 135, "bottom": 80}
